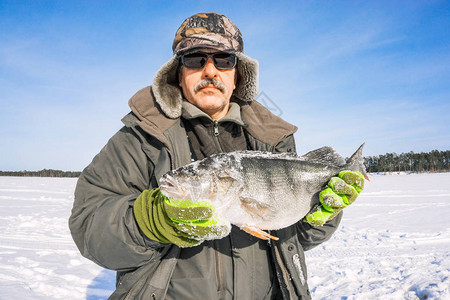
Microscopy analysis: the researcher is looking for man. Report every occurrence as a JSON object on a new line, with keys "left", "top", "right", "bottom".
{"left": 69, "top": 12, "right": 364, "bottom": 299}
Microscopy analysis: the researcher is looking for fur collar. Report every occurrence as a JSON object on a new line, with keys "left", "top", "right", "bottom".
{"left": 152, "top": 52, "right": 259, "bottom": 119}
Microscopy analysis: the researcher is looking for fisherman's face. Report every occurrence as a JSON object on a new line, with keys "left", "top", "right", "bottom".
{"left": 179, "top": 50, "right": 237, "bottom": 120}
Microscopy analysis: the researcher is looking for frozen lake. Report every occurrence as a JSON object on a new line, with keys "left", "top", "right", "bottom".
{"left": 0, "top": 173, "right": 449, "bottom": 299}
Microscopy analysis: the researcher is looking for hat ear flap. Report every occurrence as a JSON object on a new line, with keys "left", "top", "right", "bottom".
{"left": 152, "top": 56, "right": 183, "bottom": 119}
{"left": 234, "top": 53, "right": 259, "bottom": 102}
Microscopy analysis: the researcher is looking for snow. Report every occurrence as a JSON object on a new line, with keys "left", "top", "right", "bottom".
{"left": 306, "top": 173, "right": 450, "bottom": 299}
{"left": 0, "top": 177, "right": 115, "bottom": 299}
{"left": 0, "top": 173, "right": 449, "bottom": 299}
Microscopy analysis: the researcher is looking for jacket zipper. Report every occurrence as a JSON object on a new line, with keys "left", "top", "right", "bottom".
{"left": 213, "top": 121, "right": 224, "bottom": 293}
{"left": 213, "top": 120, "right": 224, "bottom": 153}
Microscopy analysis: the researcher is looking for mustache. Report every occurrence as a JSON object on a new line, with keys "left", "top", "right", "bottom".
{"left": 194, "top": 78, "right": 226, "bottom": 94}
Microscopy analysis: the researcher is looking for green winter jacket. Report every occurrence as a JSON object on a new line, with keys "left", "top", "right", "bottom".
{"left": 69, "top": 86, "right": 342, "bottom": 299}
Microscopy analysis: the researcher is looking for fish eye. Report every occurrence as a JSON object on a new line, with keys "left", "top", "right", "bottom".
{"left": 191, "top": 171, "right": 196, "bottom": 176}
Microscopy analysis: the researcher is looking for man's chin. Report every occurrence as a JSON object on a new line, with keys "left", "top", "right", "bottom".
{"left": 192, "top": 95, "right": 227, "bottom": 108}
{"left": 196, "top": 96, "right": 226, "bottom": 106}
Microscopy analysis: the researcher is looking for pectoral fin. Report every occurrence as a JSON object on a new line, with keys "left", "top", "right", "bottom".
{"left": 241, "top": 225, "right": 279, "bottom": 241}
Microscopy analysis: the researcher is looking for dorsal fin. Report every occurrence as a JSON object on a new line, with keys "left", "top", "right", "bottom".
{"left": 301, "top": 146, "right": 346, "bottom": 167}
{"left": 344, "top": 143, "right": 369, "bottom": 180}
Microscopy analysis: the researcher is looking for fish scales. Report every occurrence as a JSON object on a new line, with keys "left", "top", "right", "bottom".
{"left": 238, "top": 155, "right": 340, "bottom": 229}
{"left": 241, "top": 156, "right": 303, "bottom": 205}
{"left": 159, "top": 143, "right": 367, "bottom": 238}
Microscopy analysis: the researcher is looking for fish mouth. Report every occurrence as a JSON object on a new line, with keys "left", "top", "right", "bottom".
{"left": 159, "top": 175, "right": 187, "bottom": 200}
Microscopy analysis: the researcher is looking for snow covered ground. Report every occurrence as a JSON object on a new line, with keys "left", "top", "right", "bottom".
{"left": 306, "top": 173, "right": 450, "bottom": 299}
{"left": 0, "top": 177, "right": 115, "bottom": 299}
{"left": 0, "top": 173, "right": 449, "bottom": 299}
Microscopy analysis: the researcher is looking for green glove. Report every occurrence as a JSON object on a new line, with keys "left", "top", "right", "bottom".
{"left": 305, "top": 171, "right": 364, "bottom": 226}
{"left": 133, "top": 188, "right": 231, "bottom": 247}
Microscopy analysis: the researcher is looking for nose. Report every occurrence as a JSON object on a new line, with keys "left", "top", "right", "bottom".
{"left": 202, "top": 57, "right": 219, "bottom": 78}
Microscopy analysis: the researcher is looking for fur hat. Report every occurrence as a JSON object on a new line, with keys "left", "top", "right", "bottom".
{"left": 152, "top": 12, "right": 259, "bottom": 119}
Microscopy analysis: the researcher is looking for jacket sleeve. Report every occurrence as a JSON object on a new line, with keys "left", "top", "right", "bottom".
{"left": 69, "top": 126, "right": 166, "bottom": 271}
{"left": 274, "top": 134, "right": 343, "bottom": 251}
{"left": 296, "top": 212, "right": 342, "bottom": 251}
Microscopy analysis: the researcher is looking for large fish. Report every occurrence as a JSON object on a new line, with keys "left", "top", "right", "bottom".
{"left": 159, "top": 143, "right": 368, "bottom": 240}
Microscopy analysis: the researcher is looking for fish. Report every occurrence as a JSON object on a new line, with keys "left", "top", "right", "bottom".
{"left": 159, "top": 143, "right": 368, "bottom": 241}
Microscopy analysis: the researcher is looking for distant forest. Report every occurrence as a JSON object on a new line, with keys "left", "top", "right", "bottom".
{"left": 0, "top": 150, "right": 449, "bottom": 177}
{"left": 0, "top": 169, "right": 81, "bottom": 178}
{"left": 364, "top": 150, "right": 450, "bottom": 173}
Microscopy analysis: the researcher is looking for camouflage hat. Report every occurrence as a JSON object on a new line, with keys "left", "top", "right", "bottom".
{"left": 172, "top": 12, "right": 244, "bottom": 55}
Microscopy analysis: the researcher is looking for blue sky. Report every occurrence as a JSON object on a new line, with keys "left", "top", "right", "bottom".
{"left": 1, "top": 1, "right": 449, "bottom": 171}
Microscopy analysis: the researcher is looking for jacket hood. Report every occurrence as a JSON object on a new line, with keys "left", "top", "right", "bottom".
{"left": 152, "top": 52, "right": 259, "bottom": 119}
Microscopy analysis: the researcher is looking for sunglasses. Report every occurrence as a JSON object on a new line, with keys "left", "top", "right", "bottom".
{"left": 181, "top": 52, "right": 237, "bottom": 70}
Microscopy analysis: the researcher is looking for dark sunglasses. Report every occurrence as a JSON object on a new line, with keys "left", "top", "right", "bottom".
{"left": 181, "top": 52, "right": 237, "bottom": 70}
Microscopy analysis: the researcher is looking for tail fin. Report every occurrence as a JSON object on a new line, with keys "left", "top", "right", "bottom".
{"left": 345, "top": 143, "right": 370, "bottom": 181}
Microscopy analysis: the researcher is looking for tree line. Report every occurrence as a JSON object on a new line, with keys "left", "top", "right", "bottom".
{"left": 364, "top": 150, "right": 450, "bottom": 173}
{"left": 0, "top": 169, "right": 81, "bottom": 178}
{"left": 1, "top": 149, "right": 449, "bottom": 177}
